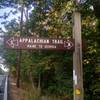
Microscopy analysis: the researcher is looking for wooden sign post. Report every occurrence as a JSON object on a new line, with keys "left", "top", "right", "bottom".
{"left": 73, "top": 11, "right": 84, "bottom": 100}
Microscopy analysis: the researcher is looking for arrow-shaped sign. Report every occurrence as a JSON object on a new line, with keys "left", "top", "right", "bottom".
{"left": 4, "top": 36, "right": 74, "bottom": 51}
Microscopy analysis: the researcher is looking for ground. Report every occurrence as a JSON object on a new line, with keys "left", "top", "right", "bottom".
{"left": 8, "top": 76, "right": 62, "bottom": 100}
{"left": 8, "top": 76, "right": 26, "bottom": 100}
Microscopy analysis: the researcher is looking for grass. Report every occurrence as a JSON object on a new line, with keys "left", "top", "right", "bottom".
{"left": 20, "top": 82, "right": 60, "bottom": 100}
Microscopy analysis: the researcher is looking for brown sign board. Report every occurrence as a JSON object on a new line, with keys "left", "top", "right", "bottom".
{"left": 4, "top": 37, "right": 74, "bottom": 51}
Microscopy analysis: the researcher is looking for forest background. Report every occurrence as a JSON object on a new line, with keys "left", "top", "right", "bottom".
{"left": 0, "top": 0, "right": 100, "bottom": 100}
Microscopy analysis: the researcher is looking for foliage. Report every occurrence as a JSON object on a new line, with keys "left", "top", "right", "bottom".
{"left": 0, "top": 0, "right": 100, "bottom": 99}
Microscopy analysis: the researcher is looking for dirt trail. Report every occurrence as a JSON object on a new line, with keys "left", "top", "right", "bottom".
{"left": 9, "top": 77, "right": 25, "bottom": 100}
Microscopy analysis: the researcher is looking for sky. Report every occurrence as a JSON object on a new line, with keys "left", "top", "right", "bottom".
{"left": 0, "top": 56, "right": 9, "bottom": 72}
{"left": 0, "top": 7, "right": 21, "bottom": 32}
{"left": 0, "top": 5, "right": 34, "bottom": 33}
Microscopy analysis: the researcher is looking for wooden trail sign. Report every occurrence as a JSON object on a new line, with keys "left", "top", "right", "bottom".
{"left": 4, "top": 37, "right": 74, "bottom": 51}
